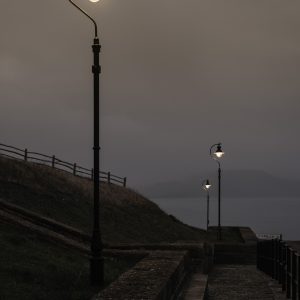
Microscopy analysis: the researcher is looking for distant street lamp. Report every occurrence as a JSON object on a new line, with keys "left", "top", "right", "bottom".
{"left": 67, "top": 0, "right": 103, "bottom": 285}
{"left": 202, "top": 179, "right": 211, "bottom": 230}
{"left": 210, "top": 143, "right": 224, "bottom": 240}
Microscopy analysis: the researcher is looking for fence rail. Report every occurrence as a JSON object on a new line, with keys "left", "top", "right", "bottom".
{"left": 257, "top": 239, "right": 299, "bottom": 299}
{"left": 0, "top": 143, "right": 127, "bottom": 187}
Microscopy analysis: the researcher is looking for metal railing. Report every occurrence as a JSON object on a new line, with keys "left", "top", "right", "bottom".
{"left": 257, "top": 239, "right": 299, "bottom": 299}
{"left": 0, "top": 143, "right": 127, "bottom": 187}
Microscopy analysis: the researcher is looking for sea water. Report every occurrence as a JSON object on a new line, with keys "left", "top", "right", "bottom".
{"left": 151, "top": 197, "right": 300, "bottom": 240}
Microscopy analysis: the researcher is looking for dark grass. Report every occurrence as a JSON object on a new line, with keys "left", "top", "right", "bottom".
{"left": 0, "top": 221, "right": 136, "bottom": 300}
{"left": 0, "top": 156, "right": 207, "bottom": 244}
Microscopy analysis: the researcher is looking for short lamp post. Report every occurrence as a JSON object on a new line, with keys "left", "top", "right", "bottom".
{"left": 67, "top": 0, "right": 103, "bottom": 286}
{"left": 202, "top": 179, "right": 211, "bottom": 230}
{"left": 209, "top": 143, "right": 224, "bottom": 240}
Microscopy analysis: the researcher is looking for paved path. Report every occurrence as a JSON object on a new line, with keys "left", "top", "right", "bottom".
{"left": 180, "top": 272, "right": 208, "bottom": 300}
{"left": 207, "top": 265, "right": 286, "bottom": 300}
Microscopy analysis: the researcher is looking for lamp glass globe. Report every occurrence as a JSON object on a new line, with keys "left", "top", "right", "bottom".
{"left": 214, "top": 151, "right": 224, "bottom": 158}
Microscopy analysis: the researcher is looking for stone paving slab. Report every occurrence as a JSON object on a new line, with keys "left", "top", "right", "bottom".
{"left": 182, "top": 273, "right": 208, "bottom": 300}
{"left": 207, "top": 265, "right": 286, "bottom": 300}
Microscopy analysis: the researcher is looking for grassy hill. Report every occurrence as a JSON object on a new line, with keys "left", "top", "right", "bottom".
{"left": 0, "top": 156, "right": 206, "bottom": 244}
{"left": 0, "top": 220, "right": 134, "bottom": 300}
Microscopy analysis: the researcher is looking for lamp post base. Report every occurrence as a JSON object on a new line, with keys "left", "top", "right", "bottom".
{"left": 90, "top": 256, "right": 104, "bottom": 286}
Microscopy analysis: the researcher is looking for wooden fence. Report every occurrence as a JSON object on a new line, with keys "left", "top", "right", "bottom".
{"left": 0, "top": 143, "right": 127, "bottom": 187}
{"left": 257, "top": 239, "right": 300, "bottom": 299}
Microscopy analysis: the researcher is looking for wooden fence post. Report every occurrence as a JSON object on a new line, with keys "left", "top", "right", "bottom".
{"left": 261, "top": 241, "right": 264, "bottom": 271}
{"left": 274, "top": 239, "right": 279, "bottom": 280}
{"left": 283, "top": 244, "right": 287, "bottom": 292}
{"left": 287, "top": 247, "right": 292, "bottom": 298}
{"left": 24, "top": 148, "right": 28, "bottom": 161}
{"left": 257, "top": 241, "right": 260, "bottom": 269}
{"left": 279, "top": 240, "right": 283, "bottom": 285}
{"left": 108, "top": 172, "right": 111, "bottom": 184}
{"left": 291, "top": 251, "right": 297, "bottom": 300}
{"left": 271, "top": 239, "right": 275, "bottom": 278}
{"left": 73, "top": 163, "right": 77, "bottom": 176}
{"left": 271, "top": 240, "right": 275, "bottom": 278}
{"left": 52, "top": 155, "right": 55, "bottom": 168}
{"left": 298, "top": 254, "right": 300, "bottom": 300}
{"left": 277, "top": 239, "right": 280, "bottom": 281}
{"left": 269, "top": 240, "right": 273, "bottom": 276}
{"left": 123, "top": 177, "right": 127, "bottom": 187}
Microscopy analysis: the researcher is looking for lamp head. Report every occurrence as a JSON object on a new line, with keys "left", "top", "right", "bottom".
{"left": 203, "top": 179, "right": 211, "bottom": 191}
{"left": 214, "top": 144, "right": 224, "bottom": 159}
{"left": 89, "top": 0, "right": 100, "bottom": 2}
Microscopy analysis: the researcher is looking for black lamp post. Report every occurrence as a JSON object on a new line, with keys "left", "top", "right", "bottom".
{"left": 67, "top": 0, "right": 103, "bottom": 286}
{"left": 209, "top": 143, "right": 224, "bottom": 240}
{"left": 202, "top": 179, "right": 211, "bottom": 230}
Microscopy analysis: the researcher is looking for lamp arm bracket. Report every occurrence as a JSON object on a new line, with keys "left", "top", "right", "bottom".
{"left": 209, "top": 143, "right": 221, "bottom": 166}
{"left": 209, "top": 143, "right": 221, "bottom": 156}
{"left": 68, "top": 0, "right": 98, "bottom": 38}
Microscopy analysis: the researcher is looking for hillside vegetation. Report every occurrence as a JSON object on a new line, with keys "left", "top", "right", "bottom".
{"left": 0, "top": 220, "right": 133, "bottom": 300}
{"left": 0, "top": 156, "right": 206, "bottom": 244}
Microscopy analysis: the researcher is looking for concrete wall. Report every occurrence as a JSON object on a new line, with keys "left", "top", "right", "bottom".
{"left": 94, "top": 251, "right": 189, "bottom": 300}
{"left": 94, "top": 243, "right": 211, "bottom": 300}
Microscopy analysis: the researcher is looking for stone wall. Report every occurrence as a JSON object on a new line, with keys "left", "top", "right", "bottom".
{"left": 94, "top": 251, "right": 189, "bottom": 300}
{"left": 213, "top": 227, "right": 257, "bottom": 264}
{"left": 239, "top": 227, "right": 258, "bottom": 243}
{"left": 94, "top": 243, "right": 211, "bottom": 300}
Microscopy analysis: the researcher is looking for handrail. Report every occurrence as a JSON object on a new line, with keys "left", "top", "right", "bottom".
{"left": 54, "top": 157, "right": 74, "bottom": 166}
{"left": 0, "top": 143, "right": 24, "bottom": 152}
{"left": 76, "top": 165, "right": 91, "bottom": 172}
{"left": 110, "top": 174, "right": 124, "bottom": 180}
{"left": 257, "top": 238, "right": 299, "bottom": 299}
{"left": 27, "top": 151, "right": 53, "bottom": 160}
{"left": 0, "top": 143, "right": 127, "bottom": 187}
{"left": 0, "top": 148, "right": 24, "bottom": 158}
{"left": 27, "top": 156, "right": 54, "bottom": 165}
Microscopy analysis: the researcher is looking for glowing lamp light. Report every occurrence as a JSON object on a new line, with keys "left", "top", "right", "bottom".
{"left": 203, "top": 179, "right": 211, "bottom": 190}
{"left": 89, "top": 0, "right": 100, "bottom": 2}
{"left": 214, "top": 144, "right": 224, "bottom": 159}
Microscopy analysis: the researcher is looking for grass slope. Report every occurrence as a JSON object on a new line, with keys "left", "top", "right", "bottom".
{"left": 0, "top": 220, "right": 134, "bottom": 300}
{"left": 0, "top": 157, "right": 206, "bottom": 244}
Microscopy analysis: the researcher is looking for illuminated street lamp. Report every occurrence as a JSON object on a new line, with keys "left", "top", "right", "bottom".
{"left": 210, "top": 142, "right": 224, "bottom": 240}
{"left": 67, "top": 0, "right": 103, "bottom": 285}
{"left": 214, "top": 144, "right": 225, "bottom": 159}
{"left": 202, "top": 179, "right": 211, "bottom": 230}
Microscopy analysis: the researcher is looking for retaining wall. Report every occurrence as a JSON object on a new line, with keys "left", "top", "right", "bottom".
{"left": 94, "top": 243, "right": 212, "bottom": 299}
{"left": 94, "top": 251, "right": 189, "bottom": 300}
{"left": 212, "top": 227, "right": 257, "bottom": 264}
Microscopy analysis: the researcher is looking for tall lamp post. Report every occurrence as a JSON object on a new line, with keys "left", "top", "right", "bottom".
{"left": 209, "top": 143, "right": 224, "bottom": 240}
{"left": 67, "top": 0, "right": 103, "bottom": 285}
{"left": 202, "top": 179, "right": 211, "bottom": 230}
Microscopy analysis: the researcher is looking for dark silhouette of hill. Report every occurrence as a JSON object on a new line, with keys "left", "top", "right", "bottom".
{"left": 0, "top": 156, "right": 206, "bottom": 244}
{"left": 140, "top": 169, "right": 300, "bottom": 198}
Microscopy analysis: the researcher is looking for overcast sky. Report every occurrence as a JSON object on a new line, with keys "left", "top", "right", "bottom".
{"left": 1, "top": 0, "right": 300, "bottom": 187}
